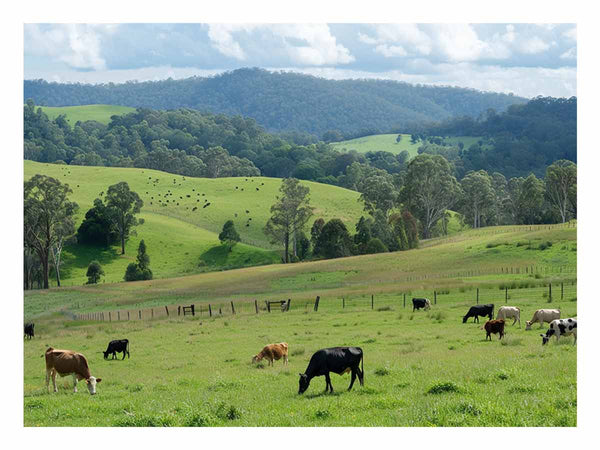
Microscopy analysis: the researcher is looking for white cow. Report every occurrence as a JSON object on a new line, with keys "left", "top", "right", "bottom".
{"left": 496, "top": 306, "right": 521, "bottom": 327}
{"left": 541, "top": 318, "right": 577, "bottom": 345}
{"left": 525, "top": 309, "right": 560, "bottom": 330}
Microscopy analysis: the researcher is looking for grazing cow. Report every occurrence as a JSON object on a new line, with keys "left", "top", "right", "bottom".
{"left": 541, "top": 318, "right": 577, "bottom": 345}
{"left": 298, "top": 347, "right": 364, "bottom": 394}
{"left": 44, "top": 347, "right": 102, "bottom": 395}
{"left": 496, "top": 306, "right": 521, "bottom": 327}
{"left": 103, "top": 339, "right": 130, "bottom": 360}
{"left": 463, "top": 304, "right": 494, "bottom": 323}
{"left": 252, "top": 342, "right": 288, "bottom": 366}
{"left": 24, "top": 323, "right": 34, "bottom": 339}
{"left": 525, "top": 309, "right": 561, "bottom": 330}
{"left": 483, "top": 319, "right": 505, "bottom": 340}
{"left": 412, "top": 298, "right": 431, "bottom": 312}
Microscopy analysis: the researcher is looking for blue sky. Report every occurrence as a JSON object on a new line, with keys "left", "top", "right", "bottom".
{"left": 24, "top": 23, "right": 576, "bottom": 98}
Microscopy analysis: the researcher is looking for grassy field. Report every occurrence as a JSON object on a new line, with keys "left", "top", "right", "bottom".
{"left": 23, "top": 282, "right": 577, "bottom": 427}
{"left": 25, "top": 161, "right": 365, "bottom": 285}
{"left": 329, "top": 134, "right": 482, "bottom": 157}
{"left": 37, "top": 104, "right": 136, "bottom": 125}
{"left": 24, "top": 223, "right": 576, "bottom": 319}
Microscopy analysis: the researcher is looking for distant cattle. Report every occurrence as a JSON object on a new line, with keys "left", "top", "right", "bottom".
{"left": 497, "top": 306, "right": 521, "bottom": 327}
{"left": 483, "top": 319, "right": 505, "bottom": 340}
{"left": 412, "top": 298, "right": 431, "bottom": 311}
{"left": 463, "top": 304, "right": 494, "bottom": 323}
{"left": 526, "top": 309, "right": 561, "bottom": 330}
{"left": 45, "top": 347, "right": 102, "bottom": 395}
{"left": 252, "top": 342, "right": 288, "bottom": 366}
{"left": 103, "top": 339, "right": 130, "bottom": 360}
{"left": 298, "top": 347, "right": 364, "bottom": 394}
{"left": 24, "top": 323, "right": 34, "bottom": 339}
{"left": 541, "top": 318, "right": 577, "bottom": 345}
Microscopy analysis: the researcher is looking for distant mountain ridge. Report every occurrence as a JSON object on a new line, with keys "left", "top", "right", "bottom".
{"left": 24, "top": 68, "right": 527, "bottom": 136}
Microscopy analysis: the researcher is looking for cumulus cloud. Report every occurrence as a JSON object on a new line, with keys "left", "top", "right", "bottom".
{"left": 206, "top": 24, "right": 354, "bottom": 66}
{"left": 520, "top": 36, "right": 551, "bottom": 54}
{"left": 25, "top": 24, "right": 116, "bottom": 70}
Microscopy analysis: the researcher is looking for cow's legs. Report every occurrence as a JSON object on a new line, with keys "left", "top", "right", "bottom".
{"left": 325, "top": 373, "right": 333, "bottom": 393}
{"left": 46, "top": 369, "right": 51, "bottom": 393}
{"left": 122, "top": 350, "right": 126, "bottom": 360}
{"left": 51, "top": 370, "right": 58, "bottom": 393}
{"left": 284, "top": 354, "right": 288, "bottom": 365}
{"left": 348, "top": 369, "right": 357, "bottom": 391}
{"left": 72, "top": 374, "right": 78, "bottom": 393}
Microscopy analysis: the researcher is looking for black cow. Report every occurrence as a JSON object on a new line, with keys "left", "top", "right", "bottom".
{"left": 412, "top": 298, "right": 431, "bottom": 311}
{"left": 24, "top": 323, "right": 34, "bottom": 339}
{"left": 298, "top": 347, "right": 364, "bottom": 394}
{"left": 103, "top": 339, "right": 130, "bottom": 360}
{"left": 463, "top": 304, "right": 494, "bottom": 323}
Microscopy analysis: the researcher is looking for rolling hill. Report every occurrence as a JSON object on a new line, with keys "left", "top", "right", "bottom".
{"left": 24, "top": 68, "right": 527, "bottom": 136}
{"left": 25, "top": 161, "right": 366, "bottom": 286}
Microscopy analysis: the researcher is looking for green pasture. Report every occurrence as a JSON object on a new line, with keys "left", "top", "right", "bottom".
{"left": 25, "top": 161, "right": 364, "bottom": 285}
{"left": 24, "top": 283, "right": 577, "bottom": 427}
{"left": 36, "top": 104, "right": 136, "bottom": 125}
{"left": 24, "top": 223, "right": 576, "bottom": 320}
{"left": 329, "top": 134, "right": 483, "bottom": 157}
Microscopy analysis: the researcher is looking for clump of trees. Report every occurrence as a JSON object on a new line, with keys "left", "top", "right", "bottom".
{"left": 124, "top": 240, "right": 153, "bottom": 281}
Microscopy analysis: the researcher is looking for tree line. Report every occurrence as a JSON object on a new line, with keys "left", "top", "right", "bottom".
{"left": 24, "top": 68, "right": 525, "bottom": 136}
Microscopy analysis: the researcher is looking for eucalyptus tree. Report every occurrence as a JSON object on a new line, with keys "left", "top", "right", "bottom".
{"left": 545, "top": 160, "right": 577, "bottom": 223}
{"left": 105, "top": 182, "right": 143, "bottom": 255}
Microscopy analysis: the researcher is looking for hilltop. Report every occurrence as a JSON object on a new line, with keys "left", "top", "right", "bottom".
{"left": 38, "top": 104, "right": 136, "bottom": 125}
{"left": 24, "top": 68, "right": 527, "bottom": 136}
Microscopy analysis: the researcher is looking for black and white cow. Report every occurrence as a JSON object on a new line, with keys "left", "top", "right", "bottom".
{"left": 24, "top": 323, "right": 34, "bottom": 339}
{"left": 298, "top": 347, "right": 364, "bottom": 394}
{"left": 103, "top": 339, "right": 130, "bottom": 360}
{"left": 412, "top": 298, "right": 431, "bottom": 311}
{"left": 462, "top": 304, "right": 494, "bottom": 323}
{"left": 541, "top": 318, "right": 577, "bottom": 345}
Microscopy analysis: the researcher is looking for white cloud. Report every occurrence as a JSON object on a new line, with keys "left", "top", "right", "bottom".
{"left": 207, "top": 24, "right": 354, "bottom": 65}
{"left": 563, "top": 27, "right": 577, "bottom": 41}
{"left": 25, "top": 24, "right": 115, "bottom": 70}
{"left": 520, "top": 36, "right": 551, "bottom": 54}
{"left": 561, "top": 47, "right": 577, "bottom": 60}
{"left": 374, "top": 44, "right": 407, "bottom": 58}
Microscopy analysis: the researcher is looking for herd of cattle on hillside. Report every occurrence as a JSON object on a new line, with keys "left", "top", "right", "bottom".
{"left": 25, "top": 299, "right": 577, "bottom": 396}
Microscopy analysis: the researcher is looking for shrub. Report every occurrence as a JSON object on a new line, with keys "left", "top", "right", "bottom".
{"left": 426, "top": 381, "right": 459, "bottom": 394}
{"left": 366, "top": 237, "right": 388, "bottom": 254}
{"left": 315, "top": 409, "right": 331, "bottom": 419}
{"left": 374, "top": 367, "right": 391, "bottom": 376}
{"left": 86, "top": 260, "right": 104, "bottom": 284}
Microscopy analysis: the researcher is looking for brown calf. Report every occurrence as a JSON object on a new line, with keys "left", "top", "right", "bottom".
{"left": 45, "top": 347, "right": 102, "bottom": 395}
{"left": 252, "top": 342, "right": 288, "bottom": 366}
{"left": 483, "top": 319, "right": 505, "bottom": 341}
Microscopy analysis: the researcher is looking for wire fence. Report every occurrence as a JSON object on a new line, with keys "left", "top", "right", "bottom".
{"left": 73, "top": 279, "right": 577, "bottom": 322}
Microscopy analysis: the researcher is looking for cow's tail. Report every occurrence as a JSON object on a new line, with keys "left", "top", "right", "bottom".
{"left": 361, "top": 349, "right": 364, "bottom": 385}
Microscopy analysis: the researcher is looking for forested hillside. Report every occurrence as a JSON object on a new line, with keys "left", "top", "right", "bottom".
{"left": 24, "top": 68, "right": 527, "bottom": 137}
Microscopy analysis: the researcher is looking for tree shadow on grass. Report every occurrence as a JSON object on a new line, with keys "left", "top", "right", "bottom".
{"left": 59, "top": 243, "right": 121, "bottom": 280}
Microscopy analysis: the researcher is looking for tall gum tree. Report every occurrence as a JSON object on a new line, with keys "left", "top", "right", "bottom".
{"left": 24, "top": 175, "right": 78, "bottom": 289}
{"left": 545, "top": 159, "right": 577, "bottom": 223}
{"left": 104, "top": 181, "right": 143, "bottom": 255}
{"left": 400, "top": 154, "right": 462, "bottom": 239}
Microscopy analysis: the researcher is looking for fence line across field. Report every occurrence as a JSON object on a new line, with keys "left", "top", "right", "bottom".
{"left": 73, "top": 279, "right": 576, "bottom": 322}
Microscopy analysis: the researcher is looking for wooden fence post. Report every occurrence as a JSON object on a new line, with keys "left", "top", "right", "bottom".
{"left": 192, "top": 304, "right": 195, "bottom": 316}
{"left": 109, "top": 311, "right": 111, "bottom": 322}
{"left": 371, "top": 294, "right": 374, "bottom": 310}
{"left": 266, "top": 301, "right": 271, "bottom": 313}
{"left": 314, "top": 296, "right": 320, "bottom": 312}
{"left": 286, "top": 299, "right": 291, "bottom": 311}
{"left": 505, "top": 287, "right": 508, "bottom": 303}
{"left": 165, "top": 306, "right": 169, "bottom": 316}
{"left": 231, "top": 301, "right": 235, "bottom": 315}
{"left": 208, "top": 304, "right": 212, "bottom": 317}
{"left": 127, "top": 311, "right": 130, "bottom": 321}
{"left": 342, "top": 297, "right": 345, "bottom": 309}
{"left": 549, "top": 283, "right": 552, "bottom": 302}
{"left": 561, "top": 282, "right": 564, "bottom": 300}
{"left": 403, "top": 294, "right": 406, "bottom": 309}
{"left": 434, "top": 291, "right": 437, "bottom": 305}
{"left": 139, "top": 310, "right": 141, "bottom": 320}
{"left": 476, "top": 288, "right": 479, "bottom": 304}
{"left": 118, "top": 311, "right": 120, "bottom": 321}
{"left": 255, "top": 300, "right": 258, "bottom": 314}
{"left": 151, "top": 308, "right": 154, "bottom": 319}
{"left": 178, "top": 306, "right": 181, "bottom": 316}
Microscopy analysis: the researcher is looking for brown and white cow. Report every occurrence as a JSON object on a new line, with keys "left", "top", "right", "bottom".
{"left": 497, "top": 306, "right": 521, "bottom": 327}
{"left": 45, "top": 347, "right": 102, "bottom": 395}
{"left": 525, "top": 309, "right": 561, "bottom": 330}
{"left": 252, "top": 342, "right": 288, "bottom": 366}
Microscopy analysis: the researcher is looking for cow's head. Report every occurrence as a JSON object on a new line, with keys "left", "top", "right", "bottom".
{"left": 251, "top": 354, "right": 261, "bottom": 364}
{"left": 462, "top": 315, "right": 468, "bottom": 324}
{"left": 540, "top": 334, "right": 550, "bottom": 345}
{"left": 103, "top": 351, "right": 110, "bottom": 360}
{"left": 525, "top": 321, "right": 533, "bottom": 330}
{"left": 86, "top": 376, "right": 102, "bottom": 395}
{"left": 298, "top": 373, "right": 310, "bottom": 394}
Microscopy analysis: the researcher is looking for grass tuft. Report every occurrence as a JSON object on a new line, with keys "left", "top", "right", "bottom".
{"left": 427, "top": 381, "right": 460, "bottom": 395}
